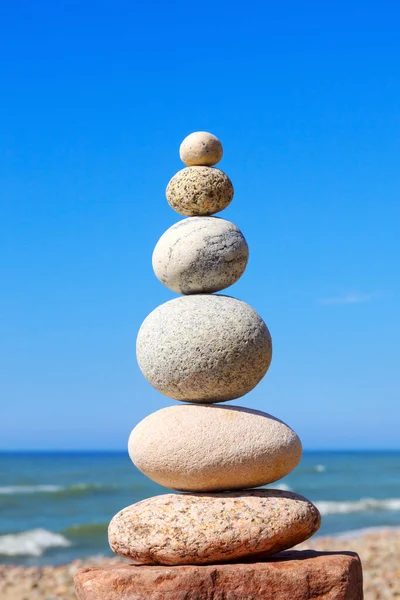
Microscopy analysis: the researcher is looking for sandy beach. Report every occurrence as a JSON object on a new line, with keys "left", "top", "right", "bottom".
{"left": 298, "top": 528, "right": 400, "bottom": 600}
{"left": 0, "top": 527, "right": 398, "bottom": 600}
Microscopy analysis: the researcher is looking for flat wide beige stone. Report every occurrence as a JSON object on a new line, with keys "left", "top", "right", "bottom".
{"left": 74, "top": 551, "right": 363, "bottom": 599}
{"left": 128, "top": 404, "right": 302, "bottom": 491}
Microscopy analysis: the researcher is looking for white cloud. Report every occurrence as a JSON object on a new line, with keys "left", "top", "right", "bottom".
{"left": 319, "top": 293, "right": 377, "bottom": 305}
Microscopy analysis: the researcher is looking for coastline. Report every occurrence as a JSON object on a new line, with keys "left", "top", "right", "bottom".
{"left": 0, "top": 526, "right": 399, "bottom": 600}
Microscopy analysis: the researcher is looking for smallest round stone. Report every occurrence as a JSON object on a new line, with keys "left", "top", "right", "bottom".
{"left": 180, "top": 131, "right": 223, "bottom": 167}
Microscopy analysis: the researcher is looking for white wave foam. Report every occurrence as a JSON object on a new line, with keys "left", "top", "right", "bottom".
{"left": 0, "top": 485, "right": 64, "bottom": 495}
{"left": 317, "top": 498, "right": 400, "bottom": 516}
{"left": 263, "top": 482, "right": 292, "bottom": 492}
{"left": 0, "top": 483, "right": 106, "bottom": 495}
{"left": 0, "top": 529, "right": 71, "bottom": 557}
{"left": 70, "top": 483, "right": 104, "bottom": 491}
{"left": 314, "top": 464, "right": 326, "bottom": 472}
{"left": 274, "top": 482, "right": 292, "bottom": 491}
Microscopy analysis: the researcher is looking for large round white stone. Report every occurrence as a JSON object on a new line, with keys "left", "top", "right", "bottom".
{"left": 136, "top": 295, "right": 272, "bottom": 402}
{"left": 152, "top": 217, "right": 249, "bottom": 294}
{"left": 128, "top": 404, "right": 302, "bottom": 491}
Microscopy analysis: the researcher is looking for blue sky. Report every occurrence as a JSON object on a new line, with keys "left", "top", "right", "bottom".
{"left": 0, "top": 1, "right": 399, "bottom": 450}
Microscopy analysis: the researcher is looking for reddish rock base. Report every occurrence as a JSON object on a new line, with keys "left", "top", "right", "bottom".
{"left": 74, "top": 550, "right": 363, "bottom": 600}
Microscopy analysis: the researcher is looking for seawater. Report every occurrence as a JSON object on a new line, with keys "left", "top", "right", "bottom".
{"left": 0, "top": 451, "right": 399, "bottom": 565}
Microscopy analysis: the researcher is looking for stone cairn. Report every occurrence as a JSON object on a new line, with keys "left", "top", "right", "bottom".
{"left": 107, "top": 131, "right": 322, "bottom": 565}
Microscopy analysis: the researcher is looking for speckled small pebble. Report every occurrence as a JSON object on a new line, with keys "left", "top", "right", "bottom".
{"left": 108, "top": 490, "right": 321, "bottom": 565}
{"left": 136, "top": 295, "right": 272, "bottom": 402}
{"left": 152, "top": 217, "right": 249, "bottom": 294}
{"left": 179, "top": 131, "right": 223, "bottom": 167}
{"left": 129, "top": 404, "right": 302, "bottom": 491}
{"left": 166, "top": 166, "right": 234, "bottom": 216}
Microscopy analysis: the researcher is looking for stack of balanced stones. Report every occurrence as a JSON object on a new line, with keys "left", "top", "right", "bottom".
{"left": 108, "top": 132, "right": 321, "bottom": 566}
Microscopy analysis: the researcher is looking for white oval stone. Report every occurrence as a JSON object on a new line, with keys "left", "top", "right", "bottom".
{"left": 152, "top": 217, "right": 249, "bottom": 294}
{"left": 179, "top": 131, "right": 223, "bottom": 167}
{"left": 136, "top": 295, "right": 272, "bottom": 402}
{"left": 108, "top": 490, "right": 321, "bottom": 565}
{"left": 128, "top": 404, "right": 302, "bottom": 491}
{"left": 166, "top": 167, "right": 234, "bottom": 216}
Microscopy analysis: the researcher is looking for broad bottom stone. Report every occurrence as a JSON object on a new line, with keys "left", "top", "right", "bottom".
{"left": 74, "top": 550, "right": 363, "bottom": 600}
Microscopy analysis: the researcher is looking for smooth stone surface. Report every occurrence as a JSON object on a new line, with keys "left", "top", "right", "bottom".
{"left": 136, "top": 295, "right": 272, "bottom": 402}
{"left": 179, "top": 131, "right": 223, "bottom": 167}
{"left": 108, "top": 490, "right": 321, "bottom": 565}
{"left": 166, "top": 167, "right": 234, "bottom": 216}
{"left": 128, "top": 404, "right": 302, "bottom": 491}
{"left": 152, "top": 217, "right": 249, "bottom": 294}
{"left": 74, "top": 552, "right": 363, "bottom": 600}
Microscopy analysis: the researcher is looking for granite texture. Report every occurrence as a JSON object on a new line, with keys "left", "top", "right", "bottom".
{"left": 108, "top": 490, "right": 321, "bottom": 565}
{"left": 166, "top": 166, "right": 234, "bottom": 216}
{"left": 74, "top": 551, "right": 363, "bottom": 600}
{"left": 179, "top": 131, "right": 223, "bottom": 167}
{"left": 136, "top": 295, "right": 272, "bottom": 402}
{"left": 128, "top": 404, "right": 302, "bottom": 491}
{"left": 152, "top": 216, "right": 248, "bottom": 294}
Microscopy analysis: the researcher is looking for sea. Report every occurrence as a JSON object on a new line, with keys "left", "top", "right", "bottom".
{"left": 0, "top": 451, "right": 399, "bottom": 566}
